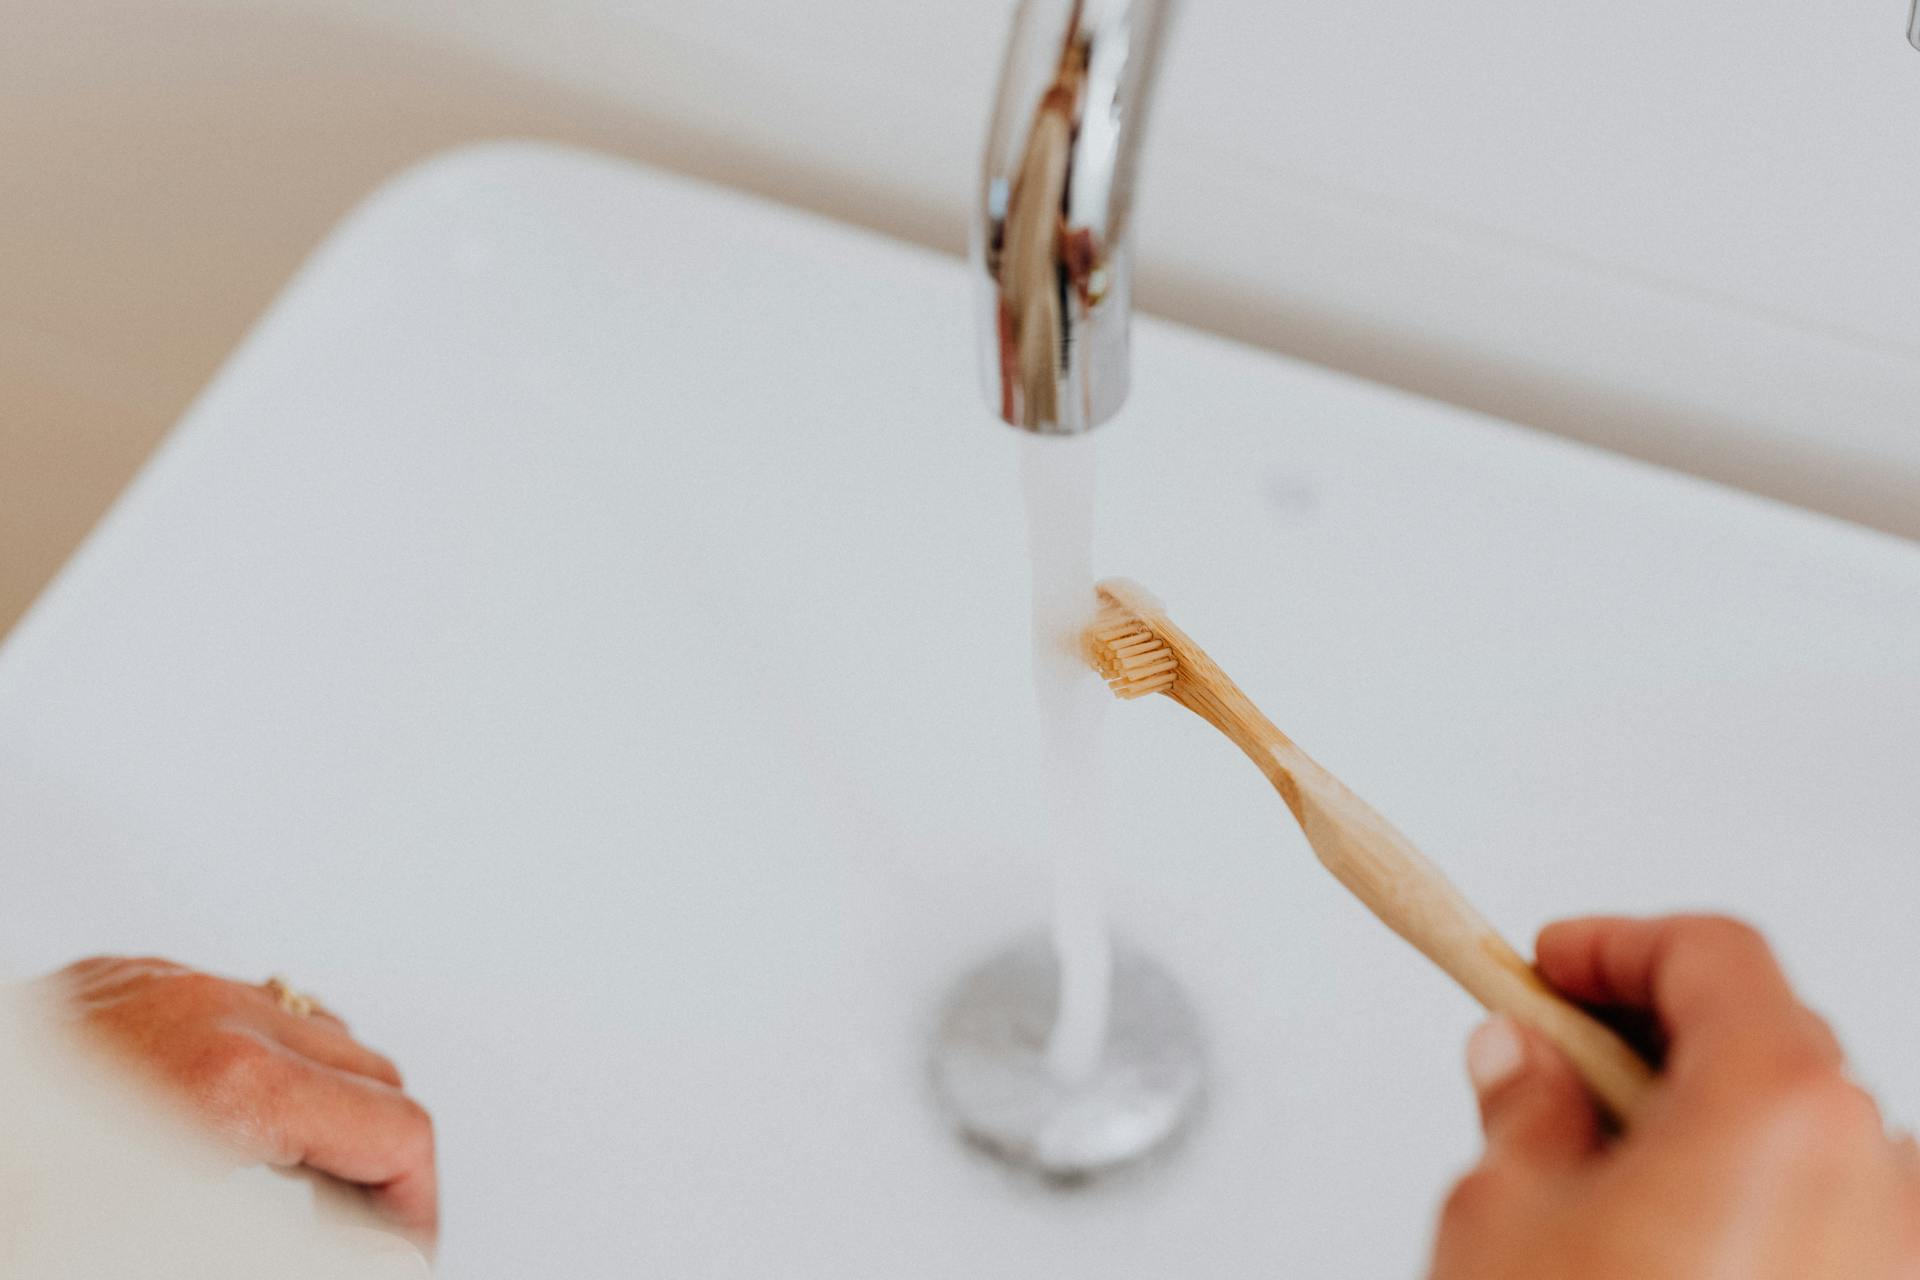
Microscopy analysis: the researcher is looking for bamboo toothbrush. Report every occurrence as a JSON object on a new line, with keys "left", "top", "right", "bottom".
{"left": 1083, "top": 578, "right": 1654, "bottom": 1125}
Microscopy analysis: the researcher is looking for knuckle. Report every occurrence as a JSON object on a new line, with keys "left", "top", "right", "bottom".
{"left": 1807, "top": 1080, "right": 1884, "bottom": 1142}
{"left": 188, "top": 1033, "right": 295, "bottom": 1162}
{"left": 1762, "top": 1073, "right": 1883, "bottom": 1151}
{"left": 1761, "top": 1046, "right": 1836, "bottom": 1094}
{"left": 1439, "top": 1166, "right": 1509, "bottom": 1231}
{"left": 1792, "top": 1007, "right": 1846, "bottom": 1063}
{"left": 49, "top": 958, "right": 105, "bottom": 989}
{"left": 1681, "top": 915, "right": 1768, "bottom": 960}
{"left": 197, "top": 1031, "right": 278, "bottom": 1092}
{"left": 55, "top": 955, "right": 150, "bottom": 989}
{"left": 395, "top": 1098, "right": 437, "bottom": 1164}
{"left": 1755, "top": 1032, "right": 1845, "bottom": 1088}
{"left": 1474, "top": 1066, "right": 1536, "bottom": 1118}
{"left": 169, "top": 970, "right": 230, "bottom": 1003}
{"left": 120, "top": 957, "right": 188, "bottom": 984}
{"left": 394, "top": 1094, "right": 434, "bottom": 1139}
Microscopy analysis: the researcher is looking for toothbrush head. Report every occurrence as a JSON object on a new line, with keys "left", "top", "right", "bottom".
{"left": 1083, "top": 579, "right": 1177, "bottom": 699}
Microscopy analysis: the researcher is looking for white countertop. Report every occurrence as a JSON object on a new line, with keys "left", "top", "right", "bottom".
{"left": 2, "top": 143, "right": 1917, "bottom": 1277}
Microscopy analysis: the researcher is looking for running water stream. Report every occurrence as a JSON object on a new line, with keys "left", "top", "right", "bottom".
{"left": 1020, "top": 435, "right": 1113, "bottom": 1083}
{"left": 927, "top": 433, "right": 1205, "bottom": 1176}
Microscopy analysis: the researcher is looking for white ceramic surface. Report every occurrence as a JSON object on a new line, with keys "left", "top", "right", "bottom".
{"left": 2, "top": 144, "right": 1918, "bottom": 1277}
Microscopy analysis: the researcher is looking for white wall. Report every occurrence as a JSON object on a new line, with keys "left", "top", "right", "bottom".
{"left": 232, "top": 0, "right": 1920, "bottom": 535}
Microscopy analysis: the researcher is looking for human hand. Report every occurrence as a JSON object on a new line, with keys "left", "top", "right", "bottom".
{"left": 42, "top": 957, "right": 437, "bottom": 1243}
{"left": 1430, "top": 915, "right": 1919, "bottom": 1279}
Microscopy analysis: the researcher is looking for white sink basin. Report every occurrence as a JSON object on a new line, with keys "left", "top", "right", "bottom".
{"left": 2, "top": 143, "right": 1917, "bottom": 1277}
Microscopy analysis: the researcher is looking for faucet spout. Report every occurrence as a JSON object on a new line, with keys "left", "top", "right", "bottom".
{"left": 974, "top": 0, "right": 1174, "bottom": 435}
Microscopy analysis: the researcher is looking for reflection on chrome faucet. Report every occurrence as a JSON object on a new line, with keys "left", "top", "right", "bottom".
{"left": 974, "top": 0, "right": 1174, "bottom": 435}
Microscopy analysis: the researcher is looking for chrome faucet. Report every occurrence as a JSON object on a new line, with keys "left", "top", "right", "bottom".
{"left": 1910, "top": 0, "right": 1919, "bottom": 50}
{"left": 974, "top": 0, "right": 1174, "bottom": 435}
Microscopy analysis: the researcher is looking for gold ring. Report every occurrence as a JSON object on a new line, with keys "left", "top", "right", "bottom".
{"left": 265, "top": 976, "right": 316, "bottom": 1019}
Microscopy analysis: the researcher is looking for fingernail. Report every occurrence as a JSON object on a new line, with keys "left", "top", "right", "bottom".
{"left": 1467, "top": 1016, "right": 1526, "bottom": 1094}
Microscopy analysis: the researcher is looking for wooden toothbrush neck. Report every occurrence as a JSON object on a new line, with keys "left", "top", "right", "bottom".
{"left": 1171, "top": 678, "right": 1308, "bottom": 819}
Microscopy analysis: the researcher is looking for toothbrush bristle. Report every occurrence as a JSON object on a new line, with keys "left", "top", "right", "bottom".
{"left": 1086, "top": 604, "right": 1177, "bottom": 699}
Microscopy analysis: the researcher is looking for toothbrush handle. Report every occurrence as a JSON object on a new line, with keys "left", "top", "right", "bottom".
{"left": 1266, "top": 743, "right": 1657, "bottom": 1126}
{"left": 1407, "top": 911, "right": 1655, "bottom": 1127}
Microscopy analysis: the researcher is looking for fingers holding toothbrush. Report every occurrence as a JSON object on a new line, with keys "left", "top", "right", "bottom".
{"left": 1431, "top": 915, "right": 1920, "bottom": 1280}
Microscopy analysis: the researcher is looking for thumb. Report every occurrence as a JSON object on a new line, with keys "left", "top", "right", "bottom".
{"left": 1466, "top": 1015, "right": 1602, "bottom": 1170}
